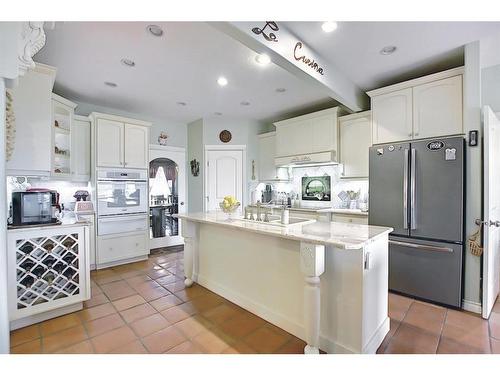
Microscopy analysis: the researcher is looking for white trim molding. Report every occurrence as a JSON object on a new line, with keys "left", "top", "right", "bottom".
{"left": 149, "top": 144, "right": 186, "bottom": 153}
{"left": 462, "top": 299, "right": 482, "bottom": 315}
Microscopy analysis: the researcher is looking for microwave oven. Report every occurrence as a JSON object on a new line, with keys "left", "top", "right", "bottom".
{"left": 11, "top": 191, "right": 57, "bottom": 225}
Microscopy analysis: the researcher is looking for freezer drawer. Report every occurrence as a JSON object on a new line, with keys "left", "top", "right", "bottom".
{"left": 389, "top": 238, "right": 463, "bottom": 307}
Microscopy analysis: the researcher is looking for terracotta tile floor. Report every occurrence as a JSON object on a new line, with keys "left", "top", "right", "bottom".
{"left": 9, "top": 247, "right": 500, "bottom": 354}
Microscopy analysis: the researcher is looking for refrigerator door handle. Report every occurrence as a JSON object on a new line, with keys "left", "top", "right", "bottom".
{"left": 403, "top": 149, "right": 409, "bottom": 229}
{"left": 410, "top": 148, "right": 417, "bottom": 230}
{"left": 389, "top": 240, "right": 454, "bottom": 253}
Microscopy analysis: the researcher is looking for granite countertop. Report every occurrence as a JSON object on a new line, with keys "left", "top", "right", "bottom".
{"left": 176, "top": 211, "right": 391, "bottom": 250}
{"left": 8, "top": 212, "right": 91, "bottom": 232}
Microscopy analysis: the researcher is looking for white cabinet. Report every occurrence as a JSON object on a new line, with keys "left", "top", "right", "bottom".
{"left": 51, "top": 94, "right": 77, "bottom": 179}
{"left": 274, "top": 107, "right": 340, "bottom": 163}
{"left": 312, "top": 114, "right": 337, "bottom": 154}
{"left": 258, "top": 132, "right": 289, "bottom": 181}
{"left": 124, "top": 124, "right": 149, "bottom": 168}
{"left": 93, "top": 113, "right": 151, "bottom": 169}
{"left": 79, "top": 214, "right": 96, "bottom": 270}
{"left": 412, "top": 75, "right": 463, "bottom": 139}
{"left": 71, "top": 116, "right": 91, "bottom": 181}
{"left": 96, "top": 118, "right": 124, "bottom": 168}
{"left": 7, "top": 224, "right": 90, "bottom": 329}
{"left": 7, "top": 64, "right": 56, "bottom": 177}
{"left": 339, "top": 111, "right": 371, "bottom": 178}
{"left": 368, "top": 68, "right": 464, "bottom": 145}
{"left": 97, "top": 232, "right": 148, "bottom": 266}
{"left": 371, "top": 88, "right": 412, "bottom": 144}
{"left": 331, "top": 213, "right": 368, "bottom": 225}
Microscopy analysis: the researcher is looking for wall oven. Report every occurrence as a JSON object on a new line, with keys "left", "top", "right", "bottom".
{"left": 97, "top": 168, "right": 148, "bottom": 217}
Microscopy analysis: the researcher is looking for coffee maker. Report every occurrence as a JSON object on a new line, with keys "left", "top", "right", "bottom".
{"left": 26, "top": 188, "right": 61, "bottom": 220}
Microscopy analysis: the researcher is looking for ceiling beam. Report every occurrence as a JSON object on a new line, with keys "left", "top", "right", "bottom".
{"left": 211, "top": 22, "right": 368, "bottom": 113}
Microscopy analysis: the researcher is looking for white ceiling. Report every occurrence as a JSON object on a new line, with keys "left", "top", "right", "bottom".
{"left": 285, "top": 21, "right": 500, "bottom": 91}
{"left": 34, "top": 22, "right": 332, "bottom": 124}
{"left": 35, "top": 22, "right": 500, "bottom": 125}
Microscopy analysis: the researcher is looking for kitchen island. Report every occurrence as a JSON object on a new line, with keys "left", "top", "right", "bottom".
{"left": 178, "top": 211, "right": 392, "bottom": 354}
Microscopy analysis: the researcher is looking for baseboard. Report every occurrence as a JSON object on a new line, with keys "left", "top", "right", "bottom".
{"left": 197, "top": 274, "right": 360, "bottom": 354}
{"left": 96, "top": 254, "right": 148, "bottom": 270}
{"left": 462, "top": 299, "right": 482, "bottom": 314}
{"left": 10, "top": 302, "right": 83, "bottom": 330}
{"left": 363, "top": 317, "right": 390, "bottom": 354}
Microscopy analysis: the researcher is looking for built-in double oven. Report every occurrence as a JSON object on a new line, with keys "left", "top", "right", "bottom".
{"left": 96, "top": 168, "right": 148, "bottom": 236}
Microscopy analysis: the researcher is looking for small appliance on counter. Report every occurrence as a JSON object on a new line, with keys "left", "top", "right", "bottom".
{"left": 73, "top": 190, "right": 94, "bottom": 214}
{"left": 10, "top": 190, "right": 61, "bottom": 226}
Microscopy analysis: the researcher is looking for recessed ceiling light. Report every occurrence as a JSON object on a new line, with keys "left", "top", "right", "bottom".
{"left": 147, "top": 25, "right": 163, "bottom": 37}
{"left": 121, "top": 58, "right": 135, "bottom": 67}
{"left": 380, "top": 46, "right": 397, "bottom": 55}
{"left": 214, "top": 112, "right": 223, "bottom": 116}
{"left": 104, "top": 81, "right": 117, "bottom": 88}
{"left": 255, "top": 54, "right": 271, "bottom": 66}
{"left": 321, "top": 21, "right": 338, "bottom": 33}
{"left": 275, "top": 88, "right": 286, "bottom": 93}
{"left": 176, "top": 101, "right": 187, "bottom": 106}
{"left": 217, "top": 76, "right": 228, "bottom": 86}
{"left": 240, "top": 101, "right": 250, "bottom": 106}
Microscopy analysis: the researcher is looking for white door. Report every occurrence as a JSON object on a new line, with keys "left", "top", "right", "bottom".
{"left": 124, "top": 124, "right": 149, "bottom": 169}
{"left": 149, "top": 146, "right": 186, "bottom": 249}
{"left": 413, "top": 75, "right": 463, "bottom": 139}
{"left": 205, "top": 148, "right": 244, "bottom": 211}
{"left": 483, "top": 106, "right": 500, "bottom": 319}
{"left": 97, "top": 119, "right": 124, "bottom": 168}
{"left": 372, "top": 88, "right": 413, "bottom": 144}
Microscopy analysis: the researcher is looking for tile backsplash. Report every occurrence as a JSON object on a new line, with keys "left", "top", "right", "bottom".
{"left": 6, "top": 177, "right": 92, "bottom": 210}
{"left": 266, "top": 165, "right": 368, "bottom": 210}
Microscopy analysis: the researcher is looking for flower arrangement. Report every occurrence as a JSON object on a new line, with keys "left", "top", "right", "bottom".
{"left": 219, "top": 196, "right": 240, "bottom": 220}
{"left": 158, "top": 132, "right": 168, "bottom": 146}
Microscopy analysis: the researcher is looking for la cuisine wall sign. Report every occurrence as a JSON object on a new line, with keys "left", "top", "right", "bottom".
{"left": 251, "top": 21, "right": 325, "bottom": 76}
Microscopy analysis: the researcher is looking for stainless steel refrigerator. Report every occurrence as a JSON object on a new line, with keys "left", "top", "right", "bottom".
{"left": 369, "top": 137, "right": 465, "bottom": 308}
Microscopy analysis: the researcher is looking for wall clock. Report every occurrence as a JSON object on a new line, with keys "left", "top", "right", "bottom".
{"left": 219, "top": 130, "right": 232, "bottom": 143}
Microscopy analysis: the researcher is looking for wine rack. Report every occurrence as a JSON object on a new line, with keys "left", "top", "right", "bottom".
{"left": 8, "top": 225, "right": 90, "bottom": 324}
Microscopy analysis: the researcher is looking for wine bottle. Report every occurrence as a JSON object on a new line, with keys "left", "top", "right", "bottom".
{"left": 32, "top": 265, "right": 46, "bottom": 279}
{"left": 19, "top": 243, "right": 34, "bottom": 255}
{"left": 53, "top": 263, "right": 65, "bottom": 274}
{"left": 43, "top": 272, "right": 55, "bottom": 285}
{"left": 21, "top": 260, "right": 35, "bottom": 272}
{"left": 63, "top": 253, "right": 75, "bottom": 264}
{"left": 43, "top": 256, "right": 55, "bottom": 269}
{"left": 20, "top": 276, "right": 34, "bottom": 288}
{"left": 63, "top": 268, "right": 75, "bottom": 279}
{"left": 43, "top": 243, "right": 55, "bottom": 253}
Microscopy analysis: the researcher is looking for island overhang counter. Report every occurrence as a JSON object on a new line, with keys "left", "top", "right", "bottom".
{"left": 177, "top": 211, "right": 393, "bottom": 354}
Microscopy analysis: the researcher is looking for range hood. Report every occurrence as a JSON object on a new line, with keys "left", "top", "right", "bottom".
{"left": 275, "top": 151, "right": 338, "bottom": 167}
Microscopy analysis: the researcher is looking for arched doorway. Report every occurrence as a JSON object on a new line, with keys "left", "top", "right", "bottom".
{"left": 149, "top": 145, "right": 186, "bottom": 250}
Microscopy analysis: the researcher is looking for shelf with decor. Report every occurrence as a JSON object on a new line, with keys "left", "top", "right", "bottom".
{"left": 51, "top": 93, "right": 77, "bottom": 179}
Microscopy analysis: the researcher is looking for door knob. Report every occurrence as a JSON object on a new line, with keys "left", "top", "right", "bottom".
{"left": 489, "top": 220, "right": 500, "bottom": 227}
{"left": 180, "top": 202, "right": 185, "bottom": 206}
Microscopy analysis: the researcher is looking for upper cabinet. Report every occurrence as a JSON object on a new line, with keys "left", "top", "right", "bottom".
{"left": 274, "top": 107, "right": 341, "bottom": 165}
{"left": 124, "top": 124, "right": 149, "bottom": 168}
{"left": 368, "top": 67, "right": 464, "bottom": 145}
{"left": 339, "top": 111, "right": 371, "bottom": 179}
{"left": 92, "top": 113, "right": 151, "bottom": 170}
{"left": 412, "top": 75, "right": 463, "bottom": 139}
{"left": 371, "top": 88, "right": 413, "bottom": 144}
{"left": 71, "top": 115, "right": 91, "bottom": 181}
{"left": 258, "top": 132, "right": 289, "bottom": 182}
{"left": 51, "top": 94, "right": 77, "bottom": 178}
{"left": 7, "top": 64, "right": 56, "bottom": 177}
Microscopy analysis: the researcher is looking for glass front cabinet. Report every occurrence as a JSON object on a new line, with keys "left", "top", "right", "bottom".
{"left": 51, "top": 94, "right": 77, "bottom": 179}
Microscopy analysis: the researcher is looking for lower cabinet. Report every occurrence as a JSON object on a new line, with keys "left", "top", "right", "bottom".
{"left": 332, "top": 213, "right": 368, "bottom": 225}
{"left": 79, "top": 214, "right": 96, "bottom": 270}
{"left": 97, "top": 232, "right": 149, "bottom": 267}
{"left": 7, "top": 225, "right": 91, "bottom": 329}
